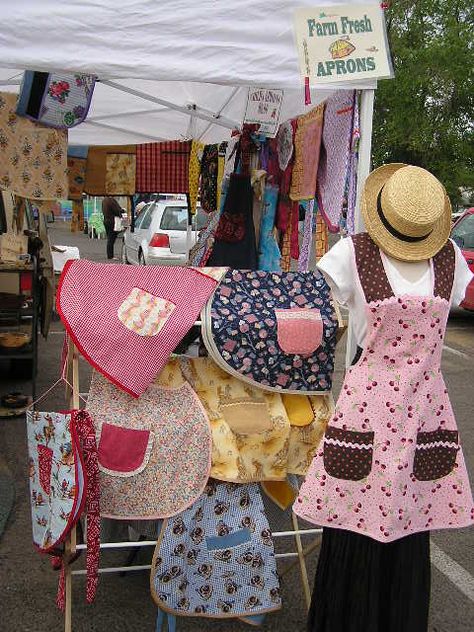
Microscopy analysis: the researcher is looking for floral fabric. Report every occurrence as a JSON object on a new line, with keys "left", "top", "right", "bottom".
{"left": 16, "top": 71, "right": 95, "bottom": 129}
{"left": 180, "top": 357, "right": 330, "bottom": 482}
{"left": 26, "top": 409, "right": 100, "bottom": 608}
{"left": 84, "top": 145, "right": 135, "bottom": 196}
{"left": 105, "top": 153, "right": 136, "bottom": 195}
{"left": 200, "top": 144, "right": 219, "bottom": 213}
{"left": 87, "top": 370, "right": 212, "bottom": 519}
{"left": 151, "top": 480, "right": 281, "bottom": 619}
{"left": 289, "top": 104, "right": 324, "bottom": 201}
{"left": 0, "top": 92, "right": 68, "bottom": 200}
{"left": 27, "top": 411, "right": 77, "bottom": 551}
{"left": 216, "top": 141, "right": 227, "bottom": 213}
{"left": 201, "top": 269, "right": 338, "bottom": 393}
{"left": 188, "top": 140, "right": 204, "bottom": 214}
{"left": 117, "top": 288, "right": 176, "bottom": 337}
{"left": 294, "top": 234, "right": 474, "bottom": 542}
{"left": 67, "top": 157, "right": 86, "bottom": 200}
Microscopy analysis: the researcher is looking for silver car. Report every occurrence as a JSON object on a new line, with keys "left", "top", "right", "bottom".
{"left": 121, "top": 200, "right": 208, "bottom": 265}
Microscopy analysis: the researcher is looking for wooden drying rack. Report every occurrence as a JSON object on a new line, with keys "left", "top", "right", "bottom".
{"left": 61, "top": 317, "right": 346, "bottom": 631}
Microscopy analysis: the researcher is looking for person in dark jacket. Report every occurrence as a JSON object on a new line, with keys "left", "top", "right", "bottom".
{"left": 102, "top": 196, "right": 123, "bottom": 259}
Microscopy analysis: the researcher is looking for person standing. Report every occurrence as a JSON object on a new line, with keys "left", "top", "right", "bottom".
{"left": 102, "top": 196, "right": 122, "bottom": 260}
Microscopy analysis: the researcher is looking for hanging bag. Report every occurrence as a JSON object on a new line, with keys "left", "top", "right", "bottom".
{"left": 16, "top": 70, "right": 96, "bottom": 129}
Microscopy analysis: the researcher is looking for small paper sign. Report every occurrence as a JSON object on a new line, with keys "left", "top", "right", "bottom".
{"left": 294, "top": 4, "right": 393, "bottom": 85}
{"left": 243, "top": 88, "right": 284, "bottom": 137}
{"left": 0, "top": 232, "right": 28, "bottom": 263}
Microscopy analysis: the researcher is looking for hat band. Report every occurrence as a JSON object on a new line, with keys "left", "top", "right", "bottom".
{"left": 377, "top": 189, "right": 432, "bottom": 243}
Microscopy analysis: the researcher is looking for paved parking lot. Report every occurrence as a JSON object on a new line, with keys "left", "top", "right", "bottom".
{"left": 0, "top": 222, "right": 472, "bottom": 631}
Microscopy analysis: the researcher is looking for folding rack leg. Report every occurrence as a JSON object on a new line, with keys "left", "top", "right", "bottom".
{"left": 64, "top": 340, "right": 80, "bottom": 632}
{"left": 291, "top": 511, "right": 312, "bottom": 609}
{"left": 279, "top": 536, "right": 322, "bottom": 580}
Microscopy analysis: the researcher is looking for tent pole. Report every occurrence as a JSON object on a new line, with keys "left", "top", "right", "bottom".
{"left": 100, "top": 80, "right": 239, "bottom": 131}
{"left": 354, "top": 88, "right": 375, "bottom": 233}
{"left": 82, "top": 120, "right": 166, "bottom": 142}
{"left": 199, "top": 86, "right": 241, "bottom": 140}
{"left": 345, "top": 88, "right": 375, "bottom": 367}
{"left": 87, "top": 107, "right": 170, "bottom": 123}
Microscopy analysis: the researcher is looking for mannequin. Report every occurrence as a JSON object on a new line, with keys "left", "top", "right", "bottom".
{"left": 293, "top": 165, "right": 474, "bottom": 632}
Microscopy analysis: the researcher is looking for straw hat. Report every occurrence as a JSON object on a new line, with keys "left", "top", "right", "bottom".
{"left": 361, "top": 164, "right": 451, "bottom": 261}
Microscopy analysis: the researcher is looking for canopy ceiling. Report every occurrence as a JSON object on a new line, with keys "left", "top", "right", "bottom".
{"left": 0, "top": 0, "right": 377, "bottom": 145}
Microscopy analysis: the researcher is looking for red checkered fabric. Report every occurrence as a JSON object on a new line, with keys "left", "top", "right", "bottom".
{"left": 136, "top": 141, "right": 191, "bottom": 193}
{"left": 56, "top": 260, "right": 219, "bottom": 397}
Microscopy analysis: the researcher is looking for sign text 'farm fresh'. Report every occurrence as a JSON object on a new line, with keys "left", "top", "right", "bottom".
{"left": 294, "top": 4, "right": 393, "bottom": 85}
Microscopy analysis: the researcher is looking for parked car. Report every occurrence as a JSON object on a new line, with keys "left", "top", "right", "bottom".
{"left": 121, "top": 200, "right": 208, "bottom": 265}
{"left": 451, "top": 207, "right": 474, "bottom": 311}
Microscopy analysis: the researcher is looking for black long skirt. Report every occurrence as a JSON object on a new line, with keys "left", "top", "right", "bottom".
{"left": 308, "top": 527, "right": 430, "bottom": 632}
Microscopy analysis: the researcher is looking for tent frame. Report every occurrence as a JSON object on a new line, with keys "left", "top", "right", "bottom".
{"left": 59, "top": 85, "right": 377, "bottom": 632}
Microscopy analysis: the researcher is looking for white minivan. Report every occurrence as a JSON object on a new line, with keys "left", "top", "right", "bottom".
{"left": 121, "top": 199, "right": 208, "bottom": 265}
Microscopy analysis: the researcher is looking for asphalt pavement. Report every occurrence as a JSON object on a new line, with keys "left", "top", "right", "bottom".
{"left": 0, "top": 221, "right": 472, "bottom": 631}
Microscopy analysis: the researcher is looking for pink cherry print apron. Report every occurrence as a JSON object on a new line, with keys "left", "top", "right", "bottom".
{"left": 294, "top": 233, "right": 474, "bottom": 542}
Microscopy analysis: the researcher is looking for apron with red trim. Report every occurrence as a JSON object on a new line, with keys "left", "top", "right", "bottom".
{"left": 57, "top": 260, "right": 223, "bottom": 397}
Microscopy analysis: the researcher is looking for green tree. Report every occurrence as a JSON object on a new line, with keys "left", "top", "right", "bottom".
{"left": 373, "top": 0, "right": 474, "bottom": 206}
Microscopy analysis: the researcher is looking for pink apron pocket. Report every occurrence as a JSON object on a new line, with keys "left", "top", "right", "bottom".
{"left": 98, "top": 422, "right": 153, "bottom": 477}
{"left": 275, "top": 308, "right": 323, "bottom": 355}
{"left": 117, "top": 287, "right": 176, "bottom": 337}
{"left": 37, "top": 445, "right": 53, "bottom": 494}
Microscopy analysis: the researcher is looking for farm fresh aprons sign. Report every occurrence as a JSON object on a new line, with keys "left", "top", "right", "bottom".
{"left": 294, "top": 4, "right": 393, "bottom": 84}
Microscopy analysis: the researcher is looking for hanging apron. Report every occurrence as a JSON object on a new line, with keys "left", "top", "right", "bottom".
{"left": 151, "top": 480, "right": 281, "bottom": 622}
{"left": 86, "top": 370, "right": 212, "bottom": 520}
{"left": 295, "top": 233, "right": 474, "bottom": 542}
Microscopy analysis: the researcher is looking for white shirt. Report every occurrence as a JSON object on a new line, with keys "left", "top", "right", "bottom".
{"left": 318, "top": 237, "right": 473, "bottom": 347}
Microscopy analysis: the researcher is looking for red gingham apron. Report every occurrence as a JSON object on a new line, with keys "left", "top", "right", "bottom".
{"left": 57, "top": 260, "right": 220, "bottom": 397}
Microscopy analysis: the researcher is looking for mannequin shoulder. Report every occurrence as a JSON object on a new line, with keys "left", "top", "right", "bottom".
{"left": 317, "top": 237, "right": 356, "bottom": 305}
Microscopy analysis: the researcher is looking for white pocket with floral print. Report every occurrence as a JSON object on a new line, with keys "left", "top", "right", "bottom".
{"left": 117, "top": 287, "right": 176, "bottom": 337}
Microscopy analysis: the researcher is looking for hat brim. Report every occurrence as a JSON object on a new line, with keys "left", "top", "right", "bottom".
{"left": 361, "top": 164, "right": 452, "bottom": 261}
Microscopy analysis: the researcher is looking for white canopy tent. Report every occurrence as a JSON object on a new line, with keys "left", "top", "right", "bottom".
{"left": 0, "top": 0, "right": 375, "bottom": 162}
{"left": 0, "top": 0, "right": 377, "bottom": 361}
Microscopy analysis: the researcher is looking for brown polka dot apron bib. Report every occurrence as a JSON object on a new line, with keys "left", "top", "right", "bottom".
{"left": 294, "top": 233, "right": 474, "bottom": 542}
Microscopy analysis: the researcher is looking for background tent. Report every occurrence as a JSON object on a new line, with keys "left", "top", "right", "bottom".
{"left": 0, "top": 0, "right": 376, "bottom": 158}
{"left": 0, "top": 0, "right": 380, "bottom": 364}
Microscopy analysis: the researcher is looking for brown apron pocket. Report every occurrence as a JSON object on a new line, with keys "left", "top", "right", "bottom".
{"left": 323, "top": 426, "right": 374, "bottom": 481}
{"left": 413, "top": 429, "right": 458, "bottom": 481}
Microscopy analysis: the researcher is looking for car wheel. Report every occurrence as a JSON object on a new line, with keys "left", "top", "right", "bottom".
{"left": 120, "top": 239, "right": 129, "bottom": 264}
{"left": 138, "top": 249, "right": 146, "bottom": 265}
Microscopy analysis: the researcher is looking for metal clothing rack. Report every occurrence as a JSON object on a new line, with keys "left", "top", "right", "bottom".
{"left": 61, "top": 340, "right": 325, "bottom": 631}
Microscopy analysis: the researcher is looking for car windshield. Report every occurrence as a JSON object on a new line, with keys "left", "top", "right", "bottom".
{"left": 160, "top": 206, "right": 208, "bottom": 231}
{"left": 451, "top": 213, "right": 474, "bottom": 250}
